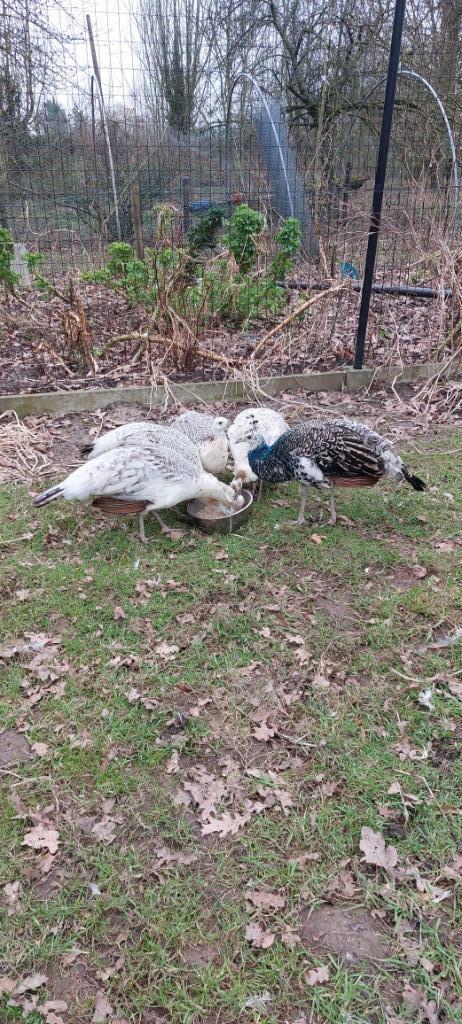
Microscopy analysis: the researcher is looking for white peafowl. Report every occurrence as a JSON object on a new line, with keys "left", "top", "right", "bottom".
{"left": 228, "top": 407, "right": 289, "bottom": 495}
{"left": 247, "top": 417, "right": 426, "bottom": 526}
{"left": 172, "top": 410, "right": 230, "bottom": 475}
{"left": 81, "top": 421, "right": 194, "bottom": 462}
{"left": 34, "top": 426, "right": 243, "bottom": 542}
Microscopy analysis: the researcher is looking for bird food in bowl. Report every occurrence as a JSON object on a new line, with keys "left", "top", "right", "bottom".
{"left": 181, "top": 489, "right": 253, "bottom": 534}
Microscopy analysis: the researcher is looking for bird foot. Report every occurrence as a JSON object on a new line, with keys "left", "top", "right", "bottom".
{"left": 290, "top": 516, "right": 306, "bottom": 527}
{"left": 160, "top": 526, "right": 184, "bottom": 540}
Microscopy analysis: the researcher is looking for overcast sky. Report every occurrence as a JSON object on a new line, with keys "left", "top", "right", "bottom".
{"left": 48, "top": 0, "right": 141, "bottom": 111}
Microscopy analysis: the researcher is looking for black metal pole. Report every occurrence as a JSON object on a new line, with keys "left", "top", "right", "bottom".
{"left": 353, "top": 0, "right": 407, "bottom": 369}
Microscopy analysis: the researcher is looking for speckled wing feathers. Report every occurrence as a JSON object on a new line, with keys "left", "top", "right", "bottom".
{"left": 278, "top": 422, "right": 384, "bottom": 482}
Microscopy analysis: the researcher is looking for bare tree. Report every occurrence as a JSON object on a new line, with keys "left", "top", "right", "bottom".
{"left": 138, "top": 0, "right": 210, "bottom": 131}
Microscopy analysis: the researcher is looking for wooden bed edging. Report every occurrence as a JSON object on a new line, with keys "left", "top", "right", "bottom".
{"left": 0, "top": 361, "right": 442, "bottom": 417}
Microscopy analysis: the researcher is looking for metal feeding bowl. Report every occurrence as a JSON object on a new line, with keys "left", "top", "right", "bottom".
{"left": 179, "top": 488, "right": 253, "bottom": 534}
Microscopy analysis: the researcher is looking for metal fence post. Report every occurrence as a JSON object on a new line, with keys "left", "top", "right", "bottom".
{"left": 353, "top": 0, "right": 407, "bottom": 369}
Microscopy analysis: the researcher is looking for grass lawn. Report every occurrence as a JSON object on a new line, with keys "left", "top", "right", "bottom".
{"left": 0, "top": 427, "right": 461, "bottom": 1024}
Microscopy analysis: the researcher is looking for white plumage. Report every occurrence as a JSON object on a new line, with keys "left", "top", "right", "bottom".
{"left": 81, "top": 421, "right": 194, "bottom": 462}
{"left": 228, "top": 407, "right": 289, "bottom": 483}
{"left": 172, "top": 411, "right": 230, "bottom": 475}
{"left": 34, "top": 424, "right": 242, "bottom": 542}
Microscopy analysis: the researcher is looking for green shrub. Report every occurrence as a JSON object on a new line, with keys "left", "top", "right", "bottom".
{"left": 0, "top": 228, "right": 20, "bottom": 294}
{"left": 223, "top": 204, "right": 265, "bottom": 273}
{"left": 188, "top": 207, "right": 225, "bottom": 253}
{"left": 270, "top": 217, "right": 301, "bottom": 281}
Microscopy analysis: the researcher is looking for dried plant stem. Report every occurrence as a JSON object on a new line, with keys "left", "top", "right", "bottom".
{"left": 247, "top": 281, "right": 347, "bottom": 364}
{"left": 101, "top": 331, "right": 234, "bottom": 369}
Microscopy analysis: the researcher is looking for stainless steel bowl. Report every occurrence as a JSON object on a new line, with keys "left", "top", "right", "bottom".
{"left": 177, "top": 489, "right": 253, "bottom": 534}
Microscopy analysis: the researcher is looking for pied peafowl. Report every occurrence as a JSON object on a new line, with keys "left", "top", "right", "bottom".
{"left": 34, "top": 425, "right": 243, "bottom": 542}
{"left": 228, "top": 407, "right": 289, "bottom": 486}
{"left": 172, "top": 411, "right": 230, "bottom": 475}
{"left": 247, "top": 418, "right": 426, "bottom": 525}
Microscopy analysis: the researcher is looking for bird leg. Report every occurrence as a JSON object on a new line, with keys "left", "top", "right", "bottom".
{"left": 138, "top": 511, "right": 148, "bottom": 544}
{"left": 327, "top": 486, "right": 337, "bottom": 526}
{"left": 153, "top": 511, "right": 176, "bottom": 535}
{"left": 291, "top": 485, "right": 309, "bottom": 526}
{"left": 138, "top": 510, "right": 174, "bottom": 543}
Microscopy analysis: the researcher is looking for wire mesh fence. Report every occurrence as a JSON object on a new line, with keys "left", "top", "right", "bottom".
{"left": 0, "top": 0, "right": 460, "bottom": 393}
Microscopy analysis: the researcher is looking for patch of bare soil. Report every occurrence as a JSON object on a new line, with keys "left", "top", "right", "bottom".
{"left": 385, "top": 565, "right": 420, "bottom": 592}
{"left": 313, "top": 593, "right": 359, "bottom": 626}
{"left": 299, "top": 905, "right": 391, "bottom": 962}
{"left": 0, "top": 730, "right": 33, "bottom": 768}
{"left": 45, "top": 959, "right": 96, "bottom": 1007}
{"left": 180, "top": 942, "right": 219, "bottom": 967}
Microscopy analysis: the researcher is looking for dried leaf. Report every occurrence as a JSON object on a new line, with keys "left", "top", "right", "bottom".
{"left": 359, "top": 826, "right": 398, "bottom": 872}
{"left": 446, "top": 679, "right": 462, "bottom": 700}
{"left": 393, "top": 738, "right": 429, "bottom": 761}
{"left": 305, "top": 965, "right": 330, "bottom": 986}
{"left": 113, "top": 606, "right": 126, "bottom": 621}
{"left": 39, "top": 1001, "right": 69, "bottom": 1014}
{"left": 91, "top": 817, "right": 116, "bottom": 844}
{"left": 201, "top": 808, "right": 253, "bottom": 836}
{"left": 92, "top": 992, "right": 113, "bottom": 1022}
{"left": 31, "top": 741, "right": 49, "bottom": 757}
{"left": 310, "top": 533, "right": 324, "bottom": 545}
{"left": 252, "top": 715, "right": 276, "bottom": 742}
{"left": 22, "top": 826, "right": 60, "bottom": 855}
{"left": 155, "top": 641, "right": 179, "bottom": 660}
{"left": 246, "top": 890, "right": 285, "bottom": 911}
{"left": 13, "top": 973, "right": 48, "bottom": 995}
{"left": 245, "top": 921, "right": 275, "bottom": 949}
{"left": 443, "top": 852, "right": 462, "bottom": 880}
{"left": 412, "top": 564, "right": 427, "bottom": 578}
{"left": 281, "top": 929, "right": 301, "bottom": 949}
{"left": 259, "top": 626, "right": 272, "bottom": 639}
{"left": 155, "top": 846, "right": 198, "bottom": 868}
{"left": 0, "top": 976, "right": 15, "bottom": 995}
{"left": 165, "top": 750, "right": 180, "bottom": 774}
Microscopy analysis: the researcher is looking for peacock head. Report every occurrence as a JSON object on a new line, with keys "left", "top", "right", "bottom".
{"left": 212, "top": 416, "right": 230, "bottom": 434}
{"left": 248, "top": 434, "right": 271, "bottom": 469}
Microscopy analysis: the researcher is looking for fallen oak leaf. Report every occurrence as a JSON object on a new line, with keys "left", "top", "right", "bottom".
{"left": 246, "top": 890, "right": 285, "bottom": 911}
{"left": 92, "top": 992, "right": 114, "bottom": 1022}
{"left": 22, "top": 826, "right": 59, "bottom": 855}
{"left": 305, "top": 965, "right": 330, "bottom": 986}
{"left": 252, "top": 714, "right": 277, "bottom": 742}
{"left": 31, "top": 741, "right": 49, "bottom": 757}
{"left": 155, "top": 641, "right": 179, "bottom": 660}
{"left": 91, "top": 817, "right": 117, "bottom": 844}
{"left": 359, "top": 826, "right": 398, "bottom": 873}
{"left": 12, "top": 973, "right": 48, "bottom": 995}
{"left": 245, "top": 921, "right": 275, "bottom": 949}
{"left": 201, "top": 808, "right": 253, "bottom": 837}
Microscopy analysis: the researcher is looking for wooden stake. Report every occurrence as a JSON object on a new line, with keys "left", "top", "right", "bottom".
{"left": 130, "top": 184, "right": 144, "bottom": 260}
{"left": 86, "top": 14, "right": 121, "bottom": 240}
